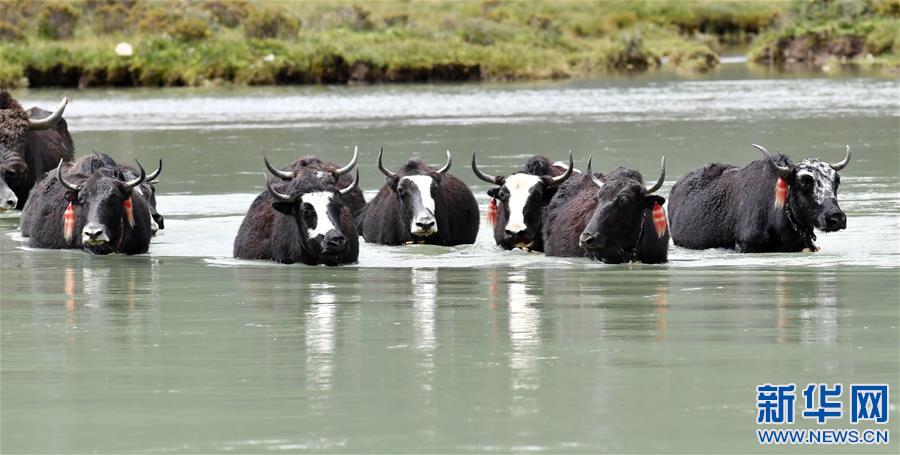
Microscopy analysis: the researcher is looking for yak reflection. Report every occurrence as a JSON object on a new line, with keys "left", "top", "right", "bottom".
{"left": 799, "top": 272, "right": 838, "bottom": 346}
{"left": 305, "top": 283, "right": 337, "bottom": 391}
{"left": 411, "top": 268, "right": 437, "bottom": 396}
{"left": 507, "top": 270, "right": 540, "bottom": 416}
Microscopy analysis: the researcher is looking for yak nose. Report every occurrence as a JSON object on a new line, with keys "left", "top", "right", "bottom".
{"left": 824, "top": 211, "right": 847, "bottom": 231}
{"left": 325, "top": 231, "right": 347, "bottom": 249}
{"left": 579, "top": 232, "right": 599, "bottom": 248}
{"left": 82, "top": 223, "right": 108, "bottom": 242}
{"left": 1, "top": 195, "right": 17, "bottom": 210}
{"left": 505, "top": 224, "right": 526, "bottom": 237}
{"left": 415, "top": 217, "right": 435, "bottom": 230}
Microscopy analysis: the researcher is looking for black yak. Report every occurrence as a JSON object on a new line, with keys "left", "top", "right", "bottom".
{"left": 668, "top": 144, "right": 851, "bottom": 252}
{"left": 357, "top": 148, "right": 479, "bottom": 246}
{"left": 472, "top": 151, "right": 573, "bottom": 251}
{"left": 544, "top": 156, "right": 669, "bottom": 264}
{"left": 0, "top": 91, "right": 74, "bottom": 211}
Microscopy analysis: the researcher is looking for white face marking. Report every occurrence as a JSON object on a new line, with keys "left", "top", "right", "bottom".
{"left": 402, "top": 175, "right": 437, "bottom": 233}
{"left": 503, "top": 174, "right": 541, "bottom": 234}
{"left": 796, "top": 160, "right": 837, "bottom": 204}
{"left": 302, "top": 192, "right": 336, "bottom": 238}
{"left": 0, "top": 179, "right": 17, "bottom": 211}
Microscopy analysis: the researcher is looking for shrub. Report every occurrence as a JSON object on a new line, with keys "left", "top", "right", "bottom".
{"left": 172, "top": 16, "right": 211, "bottom": 41}
{"left": 92, "top": 4, "right": 131, "bottom": 35}
{"left": 244, "top": 5, "right": 299, "bottom": 39}
{"left": 37, "top": 2, "right": 80, "bottom": 40}
{"left": 0, "top": 21, "right": 26, "bottom": 41}
{"left": 202, "top": 0, "right": 249, "bottom": 28}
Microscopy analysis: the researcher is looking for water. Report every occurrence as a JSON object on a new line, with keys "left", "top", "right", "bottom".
{"left": 1, "top": 70, "right": 898, "bottom": 452}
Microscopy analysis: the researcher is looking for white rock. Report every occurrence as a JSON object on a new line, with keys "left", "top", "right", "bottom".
{"left": 115, "top": 42, "right": 133, "bottom": 57}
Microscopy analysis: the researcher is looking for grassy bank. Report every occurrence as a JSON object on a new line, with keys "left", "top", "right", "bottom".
{"left": 0, "top": 0, "right": 895, "bottom": 88}
{"left": 749, "top": 0, "right": 900, "bottom": 73}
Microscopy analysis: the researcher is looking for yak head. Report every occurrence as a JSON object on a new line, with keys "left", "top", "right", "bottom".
{"left": 266, "top": 167, "right": 359, "bottom": 266}
{"left": 579, "top": 156, "right": 666, "bottom": 264}
{"left": 378, "top": 148, "right": 452, "bottom": 240}
{"left": 473, "top": 151, "right": 573, "bottom": 250}
{"left": 754, "top": 144, "right": 850, "bottom": 233}
{"left": 57, "top": 156, "right": 152, "bottom": 254}
{"left": 0, "top": 91, "right": 68, "bottom": 211}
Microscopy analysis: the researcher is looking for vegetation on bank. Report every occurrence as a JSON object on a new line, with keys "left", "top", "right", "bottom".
{"left": 749, "top": 0, "right": 900, "bottom": 73}
{"left": 0, "top": 0, "right": 895, "bottom": 88}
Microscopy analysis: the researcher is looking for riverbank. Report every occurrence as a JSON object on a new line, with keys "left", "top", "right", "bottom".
{"left": 1, "top": 1, "right": 897, "bottom": 88}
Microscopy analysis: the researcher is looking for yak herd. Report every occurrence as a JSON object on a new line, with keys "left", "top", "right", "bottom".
{"left": 1, "top": 91, "right": 853, "bottom": 266}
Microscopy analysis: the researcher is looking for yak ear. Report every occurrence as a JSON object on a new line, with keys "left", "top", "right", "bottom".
{"left": 487, "top": 187, "right": 499, "bottom": 198}
{"left": 645, "top": 195, "right": 666, "bottom": 207}
{"left": 272, "top": 201, "right": 295, "bottom": 215}
{"left": 388, "top": 177, "right": 400, "bottom": 192}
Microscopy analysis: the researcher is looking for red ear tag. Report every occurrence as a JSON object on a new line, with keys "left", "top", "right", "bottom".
{"left": 774, "top": 177, "right": 788, "bottom": 210}
{"left": 652, "top": 202, "right": 667, "bottom": 238}
{"left": 63, "top": 201, "right": 75, "bottom": 243}
{"left": 123, "top": 197, "right": 135, "bottom": 228}
{"left": 487, "top": 198, "right": 497, "bottom": 226}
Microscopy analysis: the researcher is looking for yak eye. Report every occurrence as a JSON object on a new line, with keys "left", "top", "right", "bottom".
{"left": 5, "top": 169, "right": 20, "bottom": 180}
{"left": 799, "top": 174, "right": 815, "bottom": 189}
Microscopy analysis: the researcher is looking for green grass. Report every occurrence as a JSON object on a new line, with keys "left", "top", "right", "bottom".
{"left": 0, "top": 0, "right": 895, "bottom": 88}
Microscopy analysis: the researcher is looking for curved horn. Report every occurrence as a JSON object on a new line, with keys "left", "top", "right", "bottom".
{"left": 264, "top": 173, "right": 292, "bottom": 202}
{"left": 829, "top": 145, "right": 851, "bottom": 171}
{"left": 263, "top": 149, "right": 294, "bottom": 181}
{"left": 752, "top": 143, "right": 792, "bottom": 178}
{"left": 333, "top": 145, "right": 358, "bottom": 177}
{"left": 546, "top": 149, "right": 574, "bottom": 187}
{"left": 146, "top": 159, "right": 162, "bottom": 183}
{"left": 56, "top": 159, "right": 81, "bottom": 192}
{"left": 645, "top": 156, "right": 665, "bottom": 194}
{"left": 339, "top": 169, "right": 359, "bottom": 196}
{"left": 29, "top": 96, "right": 68, "bottom": 130}
{"left": 586, "top": 156, "right": 604, "bottom": 188}
{"left": 123, "top": 160, "right": 146, "bottom": 190}
{"left": 377, "top": 146, "right": 397, "bottom": 179}
{"left": 471, "top": 150, "right": 503, "bottom": 185}
{"left": 435, "top": 149, "right": 452, "bottom": 174}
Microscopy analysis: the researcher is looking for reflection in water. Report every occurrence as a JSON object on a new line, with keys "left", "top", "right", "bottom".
{"left": 654, "top": 284, "right": 669, "bottom": 341}
{"left": 507, "top": 270, "right": 540, "bottom": 417}
{"left": 305, "top": 283, "right": 337, "bottom": 391}
{"left": 800, "top": 272, "right": 839, "bottom": 346}
{"left": 776, "top": 272, "right": 789, "bottom": 345}
{"left": 411, "top": 268, "right": 437, "bottom": 406}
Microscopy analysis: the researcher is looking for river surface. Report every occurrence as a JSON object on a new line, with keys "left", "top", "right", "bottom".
{"left": 1, "top": 67, "right": 898, "bottom": 453}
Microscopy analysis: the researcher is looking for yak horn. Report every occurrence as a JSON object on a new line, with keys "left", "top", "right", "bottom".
{"left": 471, "top": 150, "right": 504, "bottom": 185}
{"left": 645, "top": 156, "right": 665, "bottom": 194}
{"left": 435, "top": 149, "right": 452, "bottom": 174}
{"left": 28, "top": 96, "right": 68, "bottom": 130}
{"left": 123, "top": 160, "right": 146, "bottom": 189}
{"left": 263, "top": 149, "right": 293, "bottom": 181}
{"left": 339, "top": 169, "right": 359, "bottom": 195}
{"left": 56, "top": 159, "right": 81, "bottom": 192}
{"left": 146, "top": 159, "right": 162, "bottom": 183}
{"left": 753, "top": 143, "right": 792, "bottom": 178}
{"left": 377, "top": 146, "right": 397, "bottom": 179}
{"left": 829, "top": 145, "right": 851, "bottom": 171}
{"left": 586, "top": 156, "right": 604, "bottom": 188}
{"left": 265, "top": 173, "right": 293, "bottom": 202}
{"left": 546, "top": 150, "right": 574, "bottom": 187}
{"left": 333, "top": 145, "right": 358, "bottom": 177}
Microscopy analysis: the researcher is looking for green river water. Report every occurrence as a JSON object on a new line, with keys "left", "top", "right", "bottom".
{"left": 1, "top": 67, "right": 898, "bottom": 453}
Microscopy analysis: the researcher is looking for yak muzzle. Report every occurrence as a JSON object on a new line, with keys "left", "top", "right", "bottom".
{"left": 822, "top": 210, "right": 847, "bottom": 232}
{"left": 82, "top": 223, "right": 110, "bottom": 245}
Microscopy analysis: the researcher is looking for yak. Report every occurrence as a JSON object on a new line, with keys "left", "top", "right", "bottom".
{"left": 667, "top": 144, "right": 850, "bottom": 252}
{"left": 544, "top": 156, "right": 669, "bottom": 264}
{"left": 0, "top": 91, "right": 74, "bottom": 211}
{"left": 358, "top": 148, "right": 479, "bottom": 246}
{"left": 21, "top": 153, "right": 155, "bottom": 255}
{"left": 472, "top": 151, "right": 574, "bottom": 251}
{"left": 262, "top": 146, "right": 365, "bottom": 218}
{"left": 233, "top": 162, "right": 360, "bottom": 266}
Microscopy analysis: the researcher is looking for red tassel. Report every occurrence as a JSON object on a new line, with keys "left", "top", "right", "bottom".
{"left": 652, "top": 203, "right": 667, "bottom": 238}
{"left": 123, "top": 197, "right": 134, "bottom": 227}
{"left": 63, "top": 202, "right": 75, "bottom": 243}
{"left": 487, "top": 198, "right": 497, "bottom": 226}
{"left": 774, "top": 177, "right": 788, "bottom": 210}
